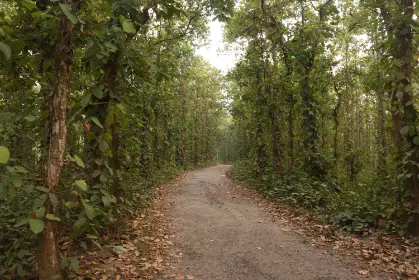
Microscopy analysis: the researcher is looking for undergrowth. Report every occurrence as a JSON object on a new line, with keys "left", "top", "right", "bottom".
{"left": 0, "top": 164, "right": 182, "bottom": 278}
{"left": 230, "top": 160, "right": 411, "bottom": 235}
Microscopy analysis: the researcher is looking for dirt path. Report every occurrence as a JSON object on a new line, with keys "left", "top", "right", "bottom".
{"left": 163, "top": 165, "right": 363, "bottom": 280}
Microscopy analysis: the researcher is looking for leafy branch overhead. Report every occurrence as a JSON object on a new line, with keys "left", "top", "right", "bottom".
{"left": 0, "top": 0, "right": 418, "bottom": 279}
{"left": 0, "top": 0, "right": 233, "bottom": 278}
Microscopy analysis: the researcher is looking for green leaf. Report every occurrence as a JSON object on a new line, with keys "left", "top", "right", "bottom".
{"left": 413, "top": 136, "right": 419, "bottom": 145}
{"left": 400, "top": 28, "right": 409, "bottom": 35}
{"left": 15, "top": 166, "right": 28, "bottom": 173}
{"left": 75, "top": 180, "right": 87, "bottom": 191}
{"left": 17, "top": 264, "right": 26, "bottom": 277}
{"left": 0, "top": 146, "right": 10, "bottom": 164}
{"left": 14, "top": 218, "right": 29, "bottom": 227}
{"left": 85, "top": 205, "right": 95, "bottom": 220}
{"left": 22, "top": 0, "right": 37, "bottom": 10}
{"left": 17, "top": 249, "right": 28, "bottom": 259}
{"left": 92, "top": 87, "right": 103, "bottom": 99}
{"left": 36, "top": 186, "right": 49, "bottom": 193}
{"left": 60, "top": 257, "right": 69, "bottom": 270}
{"left": 99, "top": 173, "right": 108, "bottom": 183}
{"left": 112, "top": 245, "right": 124, "bottom": 252}
{"left": 11, "top": 174, "right": 22, "bottom": 187}
{"left": 46, "top": 214, "right": 61, "bottom": 221}
{"left": 59, "top": 3, "right": 79, "bottom": 24}
{"left": 35, "top": 207, "right": 45, "bottom": 218}
{"left": 65, "top": 201, "right": 75, "bottom": 209}
{"left": 395, "top": 71, "right": 406, "bottom": 81}
{"left": 70, "top": 258, "right": 80, "bottom": 271}
{"left": 104, "top": 42, "right": 118, "bottom": 52}
{"left": 0, "top": 42, "right": 11, "bottom": 60}
{"left": 33, "top": 197, "right": 46, "bottom": 208}
{"left": 29, "top": 219, "right": 44, "bottom": 234}
{"left": 49, "top": 193, "right": 59, "bottom": 208}
{"left": 74, "top": 217, "right": 87, "bottom": 228}
{"left": 92, "top": 170, "right": 101, "bottom": 178}
{"left": 24, "top": 115, "right": 37, "bottom": 122}
{"left": 401, "top": 126, "right": 409, "bottom": 135}
{"left": 91, "top": 117, "right": 104, "bottom": 129}
{"left": 0, "top": 184, "right": 7, "bottom": 197}
{"left": 91, "top": 240, "right": 102, "bottom": 249}
{"left": 102, "top": 196, "right": 112, "bottom": 207}
{"left": 80, "top": 241, "right": 87, "bottom": 250}
{"left": 81, "top": 93, "right": 92, "bottom": 107}
{"left": 122, "top": 21, "right": 136, "bottom": 33}
{"left": 74, "top": 155, "right": 85, "bottom": 168}
{"left": 99, "top": 140, "right": 109, "bottom": 152}
{"left": 116, "top": 103, "right": 126, "bottom": 114}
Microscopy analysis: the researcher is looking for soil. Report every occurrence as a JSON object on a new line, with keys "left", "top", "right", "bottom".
{"left": 161, "top": 165, "right": 367, "bottom": 280}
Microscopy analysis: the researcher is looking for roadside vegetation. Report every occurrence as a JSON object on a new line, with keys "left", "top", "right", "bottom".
{"left": 0, "top": 0, "right": 233, "bottom": 278}
{"left": 224, "top": 0, "right": 419, "bottom": 237}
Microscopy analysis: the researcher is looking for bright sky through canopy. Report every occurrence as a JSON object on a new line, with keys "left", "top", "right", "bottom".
{"left": 195, "top": 20, "right": 237, "bottom": 73}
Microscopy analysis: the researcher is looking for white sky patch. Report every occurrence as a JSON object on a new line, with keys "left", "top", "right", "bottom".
{"left": 195, "top": 20, "right": 238, "bottom": 73}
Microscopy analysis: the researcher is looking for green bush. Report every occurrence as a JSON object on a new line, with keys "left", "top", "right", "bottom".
{"left": 230, "top": 160, "right": 407, "bottom": 234}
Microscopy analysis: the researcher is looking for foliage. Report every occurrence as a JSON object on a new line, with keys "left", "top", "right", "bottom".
{"left": 0, "top": 0, "right": 233, "bottom": 277}
{"left": 230, "top": 160, "right": 405, "bottom": 234}
{"left": 224, "top": 0, "right": 419, "bottom": 237}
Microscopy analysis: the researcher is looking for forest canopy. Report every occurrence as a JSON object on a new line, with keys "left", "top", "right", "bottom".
{"left": 0, "top": 0, "right": 233, "bottom": 278}
{"left": 1, "top": 0, "right": 419, "bottom": 278}
{"left": 225, "top": 0, "right": 419, "bottom": 237}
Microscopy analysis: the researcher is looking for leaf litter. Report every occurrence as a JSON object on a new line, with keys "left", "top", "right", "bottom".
{"left": 74, "top": 172, "right": 194, "bottom": 280}
{"left": 73, "top": 169, "right": 419, "bottom": 279}
{"left": 226, "top": 174, "right": 419, "bottom": 280}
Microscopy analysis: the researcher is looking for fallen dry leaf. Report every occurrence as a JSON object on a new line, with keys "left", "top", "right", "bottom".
{"left": 358, "top": 270, "right": 369, "bottom": 275}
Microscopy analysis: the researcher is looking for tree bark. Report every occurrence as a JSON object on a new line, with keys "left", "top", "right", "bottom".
{"left": 288, "top": 95, "right": 295, "bottom": 170}
{"left": 377, "top": 89, "right": 387, "bottom": 169}
{"left": 269, "top": 108, "right": 284, "bottom": 173}
{"left": 301, "top": 67, "right": 317, "bottom": 154}
{"left": 398, "top": 0, "right": 419, "bottom": 234}
{"left": 111, "top": 113, "right": 120, "bottom": 196}
{"left": 332, "top": 86, "right": 342, "bottom": 163}
{"left": 282, "top": 50, "right": 294, "bottom": 171}
{"left": 180, "top": 84, "right": 187, "bottom": 168}
{"left": 38, "top": 1, "right": 77, "bottom": 278}
{"left": 194, "top": 110, "right": 199, "bottom": 168}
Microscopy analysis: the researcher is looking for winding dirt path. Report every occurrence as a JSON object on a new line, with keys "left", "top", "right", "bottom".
{"left": 163, "top": 165, "right": 364, "bottom": 280}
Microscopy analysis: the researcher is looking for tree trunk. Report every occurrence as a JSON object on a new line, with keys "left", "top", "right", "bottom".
{"left": 111, "top": 113, "right": 120, "bottom": 196}
{"left": 332, "top": 86, "right": 342, "bottom": 163}
{"left": 201, "top": 111, "right": 207, "bottom": 163}
{"left": 377, "top": 89, "right": 387, "bottom": 169}
{"left": 38, "top": 1, "right": 77, "bottom": 278}
{"left": 194, "top": 111, "right": 199, "bottom": 168}
{"left": 288, "top": 95, "right": 295, "bottom": 170}
{"left": 398, "top": 0, "right": 419, "bottom": 235}
{"left": 301, "top": 67, "right": 317, "bottom": 154}
{"left": 282, "top": 51, "right": 294, "bottom": 171}
{"left": 180, "top": 84, "right": 187, "bottom": 168}
{"left": 269, "top": 108, "right": 284, "bottom": 173}
{"left": 377, "top": 2, "right": 403, "bottom": 156}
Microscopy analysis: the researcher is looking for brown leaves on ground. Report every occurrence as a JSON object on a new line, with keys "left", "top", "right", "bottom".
{"left": 227, "top": 178, "right": 419, "bottom": 279}
{"left": 74, "top": 172, "right": 190, "bottom": 280}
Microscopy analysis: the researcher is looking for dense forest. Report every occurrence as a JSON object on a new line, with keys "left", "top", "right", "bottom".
{"left": 0, "top": 0, "right": 418, "bottom": 278}
{"left": 0, "top": 0, "right": 233, "bottom": 278}
{"left": 226, "top": 0, "right": 419, "bottom": 237}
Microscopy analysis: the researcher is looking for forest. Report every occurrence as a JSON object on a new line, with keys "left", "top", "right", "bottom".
{"left": 0, "top": 0, "right": 418, "bottom": 279}
{"left": 226, "top": 0, "right": 419, "bottom": 237}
